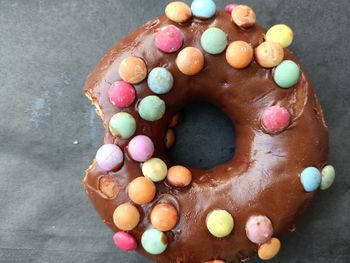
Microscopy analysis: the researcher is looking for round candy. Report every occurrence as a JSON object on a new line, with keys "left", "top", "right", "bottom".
{"left": 113, "top": 231, "right": 137, "bottom": 251}
{"left": 165, "top": 129, "right": 176, "bottom": 149}
{"left": 206, "top": 209, "right": 234, "bottom": 238}
{"left": 206, "top": 260, "right": 225, "bottom": 263}
{"left": 320, "top": 165, "right": 335, "bottom": 190}
{"left": 274, "top": 60, "right": 300, "bottom": 88}
{"left": 176, "top": 47, "right": 204, "bottom": 75}
{"left": 118, "top": 57, "right": 147, "bottom": 84}
{"left": 167, "top": 165, "right": 192, "bottom": 187}
{"left": 191, "top": 0, "right": 216, "bottom": 19}
{"left": 226, "top": 41, "right": 253, "bottom": 69}
{"left": 255, "top": 41, "right": 284, "bottom": 68}
{"left": 201, "top": 27, "right": 228, "bottom": 55}
{"left": 165, "top": 1, "right": 192, "bottom": 23}
{"left": 266, "top": 24, "right": 294, "bottom": 48}
{"left": 155, "top": 25, "right": 184, "bottom": 53}
{"left": 245, "top": 215, "right": 273, "bottom": 244}
{"left": 128, "top": 176, "right": 156, "bottom": 205}
{"left": 109, "top": 112, "right": 136, "bottom": 139}
{"left": 128, "top": 135, "right": 154, "bottom": 162}
{"left": 150, "top": 203, "right": 178, "bottom": 231}
{"left": 138, "top": 95, "right": 166, "bottom": 121}
{"left": 147, "top": 67, "right": 174, "bottom": 94}
{"left": 261, "top": 105, "right": 291, "bottom": 134}
{"left": 142, "top": 158, "right": 168, "bottom": 182}
{"left": 300, "top": 167, "right": 321, "bottom": 192}
{"left": 108, "top": 81, "right": 136, "bottom": 108}
{"left": 141, "top": 228, "right": 168, "bottom": 255}
{"left": 231, "top": 5, "right": 256, "bottom": 29}
{"left": 225, "top": 4, "right": 237, "bottom": 14}
{"left": 95, "top": 144, "right": 124, "bottom": 171}
{"left": 258, "top": 237, "right": 281, "bottom": 260}
{"left": 113, "top": 203, "right": 140, "bottom": 231}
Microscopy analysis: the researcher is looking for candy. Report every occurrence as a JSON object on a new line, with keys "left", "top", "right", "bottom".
{"left": 266, "top": 24, "right": 294, "bottom": 48}
{"left": 95, "top": 144, "right": 124, "bottom": 171}
{"left": 201, "top": 27, "right": 228, "bottom": 55}
{"left": 274, "top": 60, "right": 300, "bottom": 88}
{"left": 320, "top": 165, "right": 335, "bottom": 190}
{"left": 258, "top": 237, "right": 281, "bottom": 260}
{"left": 98, "top": 176, "right": 119, "bottom": 199}
{"left": 167, "top": 165, "right": 192, "bottom": 187}
{"left": 141, "top": 228, "right": 168, "bottom": 255}
{"left": 300, "top": 167, "right": 321, "bottom": 192}
{"left": 245, "top": 215, "right": 273, "bottom": 244}
{"left": 150, "top": 203, "right": 178, "bottom": 231}
{"left": 155, "top": 25, "right": 184, "bottom": 53}
{"left": 225, "top": 4, "right": 237, "bottom": 14}
{"left": 226, "top": 41, "right": 253, "bottom": 69}
{"left": 206, "top": 260, "right": 225, "bottom": 263}
{"left": 206, "top": 209, "right": 234, "bottom": 238}
{"left": 118, "top": 57, "right": 147, "bottom": 84}
{"left": 109, "top": 112, "right": 136, "bottom": 139}
{"left": 138, "top": 95, "right": 166, "bottom": 121}
{"left": 165, "top": 129, "right": 175, "bottom": 149}
{"left": 255, "top": 42, "right": 284, "bottom": 68}
{"left": 165, "top": 1, "right": 192, "bottom": 23}
{"left": 176, "top": 47, "right": 204, "bottom": 75}
{"left": 113, "top": 203, "right": 140, "bottom": 231}
{"left": 169, "top": 113, "right": 181, "bottom": 127}
{"left": 128, "top": 176, "right": 156, "bottom": 205}
{"left": 231, "top": 5, "right": 256, "bottom": 29}
{"left": 142, "top": 158, "right": 168, "bottom": 182}
{"left": 191, "top": 0, "right": 216, "bottom": 19}
{"left": 261, "top": 105, "right": 291, "bottom": 134}
{"left": 113, "top": 231, "right": 137, "bottom": 251}
{"left": 128, "top": 135, "right": 154, "bottom": 162}
{"left": 147, "top": 67, "right": 174, "bottom": 94}
{"left": 108, "top": 81, "right": 136, "bottom": 108}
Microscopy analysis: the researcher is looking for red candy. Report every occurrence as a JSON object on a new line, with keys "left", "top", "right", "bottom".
{"left": 108, "top": 81, "right": 136, "bottom": 108}
{"left": 155, "top": 25, "right": 184, "bottom": 53}
{"left": 261, "top": 105, "right": 291, "bottom": 134}
{"left": 113, "top": 231, "right": 137, "bottom": 251}
{"left": 225, "top": 3, "right": 237, "bottom": 14}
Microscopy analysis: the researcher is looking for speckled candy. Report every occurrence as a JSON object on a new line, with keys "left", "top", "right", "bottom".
{"left": 128, "top": 176, "right": 156, "bottom": 205}
{"left": 300, "top": 167, "right": 321, "bottom": 192}
{"left": 320, "top": 165, "right": 336, "bottom": 190}
{"left": 258, "top": 237, "right": 281, "bottom": 260}
{"left": 191, "top": 0, "right": 216, "bottom": 19}
{"left": 118, "top": 57, "right": 148, "bottom": 84}
{"left": 261, "top": 105, "right": 291, "bottom": 134}
{"left": 142, "top": 158, "right": 168, "bottom": 182}
{"left": 165, "top": 1, "right": 192, "bottom": 23}
{"left": 155, "top": 25, "right": 184, "bottom": 53}
{"left": 113, "top": 203, "right": 140, "bottom": 231}
{"left": 176, "top": 47, "right": 204, "bottom": 75}
{"left": 274, "top": 60, "right": 300, "bottom": 88}
{"left": 141, "top": 228, "right": 168, "bottom": 255}
{"left": 128, "top": 135, "right": 154, "bottom": 162}
{"left": 201, "top": 27, "right": 228, "bottom": 55}
{"left": 108, "top": 81, "right": 136, "bottom": 108}
{"left": 147, "top": 67, "right": 174, "bottom": 94}
{"left": 113, "top": 231, "right": 137, "bottom": 251}
{"left": 167, "top": 165, "right": 192, "bottom": 187}
{"left": 109, "top": 112, "right": 136, "bottom": 139}
{"left": 225, "top": 4, "right": 237, "bottom": 14}
{"left": 95, "top": 144, "right": 124, "bottom": 171}
{"left": 206, "top": 209, "right": 234, "bottom": 238}
{"left": 231, "top": 5, "right": 256, "bottom": 29}
{"left": 150, "top": 203, "right": 178, "bottom": 231}
{"left": 138, "top": 95, "right": 166, "bottom": 121}
{"left": 266, "top": 24, "right": 294, "bottom": 48}
{"left": 255, "top": 41, "right": 284, "bottom": 68}
{"left": 226, "top": 41, "right": 253, "bottom": 69}
{"left": 245, "top": 215, "right": 273, "bottom": 244}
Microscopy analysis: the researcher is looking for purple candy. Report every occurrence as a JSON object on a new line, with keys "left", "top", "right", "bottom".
{"left": 245, "top": 215, "right": 273, "bottom": 244}
{"left": 155, "top": 25, "right": 184, "bottom": 53}
{"left": 96, "top": 144, "right": 124, "bottom": 171}
{"left": 225, "top": 3, "right": 237, "bottom": 14}
{"left": 128, "top": 135, "right": 154, "bottom": 162}
{"left": 113, "top": 231, "right": 137, "bottom": 251}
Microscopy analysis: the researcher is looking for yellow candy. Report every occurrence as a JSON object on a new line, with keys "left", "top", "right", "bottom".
{"left": 258, "top": 237, "right": 281, "bottom": 260}
{"left": 265, "top": 24, "right": 294, "bottom": 48}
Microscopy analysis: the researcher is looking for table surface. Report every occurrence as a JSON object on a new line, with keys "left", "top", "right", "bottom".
{"left": 0, "top": 0, "right": 349, "bottom": 262}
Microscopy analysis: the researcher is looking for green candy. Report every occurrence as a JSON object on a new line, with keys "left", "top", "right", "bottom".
{"left": 109, "top": 112, "right": 136, "bottom": 139}
{"left": 320, "top": 165, "right": 336, "bottom": 190}
{"left": 206, "top": 209, "right": 234, "bottom": 238}
{"left": 201, "top": 27, "right": 228, "bottom": 55}
{"left": 142, "top": 158, "right": 168, "bottom": 182}
{"left": 274, "top": 60, "right": 300, "bottom": 88}
{"left": 138, "top": 95, "right": 166, "bottom": 121}
{"left": 141, "top": 228, "right": 168, "bottom": 255}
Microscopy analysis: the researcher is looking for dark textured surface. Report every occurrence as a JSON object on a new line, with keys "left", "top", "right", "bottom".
{"left": 0, "top": 0, "right": 349, "bottom": 262}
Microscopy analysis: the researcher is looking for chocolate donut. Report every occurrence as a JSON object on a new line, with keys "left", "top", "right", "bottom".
{"left": 82, "top": 1, "right": 335, "bottom": 262}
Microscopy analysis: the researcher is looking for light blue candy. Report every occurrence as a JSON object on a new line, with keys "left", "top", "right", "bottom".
{"left": 147, "top": 67, "right": 174, "bottom": 94}
{"left": 300, "top": 167, "right": 321, "bottom": 192}
{"left": 141, "top": 228, "right": 168, "bottom": 255}
{"left": 191, "top": 0, "right": 216, "bottom": 19}
{"left": 274, "top": 60, "right": 300, "bottom": 88}
{"left": 201, "top": 27, "right": 228, "bottom": 55}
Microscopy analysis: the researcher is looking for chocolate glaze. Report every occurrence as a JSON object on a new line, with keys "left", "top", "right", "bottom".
{"left": 82, "top": 11, "right": 329, "bottom": 263}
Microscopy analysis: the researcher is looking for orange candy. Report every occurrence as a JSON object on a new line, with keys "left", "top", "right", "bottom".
{"left": 165, "top": 129, "right": 175, "bottom": 149}
{"left": 150, "top": 203, "right": 178, "bottom": 231}
{"left": 167, "top": 165, "right": 192, "bottom": 187}
{"left": 226, "top": 41, "right": 253, "bottom": 69}
{"left": 118, "top": 57, "right": 147, "bottom": 84}
{"left": 231, "top": 5, "right": 256, "bottom": 29}
{"left": 258, "top": 237, "right": 281, "bottom": 260}
{"left": 165, "top": 1, "right": 192, "bottom": 23}
{"left": 255, "top": 42, "right": 284, "bottom": 68}
{"left": 128, "top": 176, "right": 156, "bottom": 204}
{"left": 113, "top": 203, "right": 140, "bottom": 231}
{"left": 176, "top": 47, "right": 204, "bottom": 76}
{"left": 206, "top": 260, "right": 225, "bottom": 263}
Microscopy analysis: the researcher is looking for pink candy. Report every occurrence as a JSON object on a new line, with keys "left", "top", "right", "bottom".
{"left": 261, "top": 105, "right": 291, "bottom": 134}
{"left": 108, "top": 81, "right": 136, "bottom": 108}
{"left": 96, "top": 144, "right": 124, "bottom": 171}
{"left": 113, "top": 231, "right": 137, "bottom": 251}
{"left": 155, "top": 25, "right": 184, "bottom": 53}
{"left": 128, "top": 135, "right": 154, "bottom": 162}
{"left": 245, "top": 215, "right": 273, "bottom": 244}
{"left": 225, "top": 3, "right": 237, "bottom": 14}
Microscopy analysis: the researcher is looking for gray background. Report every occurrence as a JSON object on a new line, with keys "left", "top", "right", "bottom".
{"left": 0, "top": 0, "right": 349, "bottom": 262}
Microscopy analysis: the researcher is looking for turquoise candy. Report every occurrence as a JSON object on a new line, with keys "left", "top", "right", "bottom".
{"left": 109, "top": 112, "right": 136, "bottom": 139}
{"left": 320, "top": 165, "right": 336, "bottom": 190}
{"left": 138, "top": 95, "right": 166, "bottom": 121}
{"left": 141, "top": 228, "right": 168, "bottom": 255}
{"left": 191, "top": 0, "right": 216, "bottom": 19}
{"left": 201, "top": 27, "right": 228, "bottom": 55}
{"left": 300, "top": 167, "right": 321, "bottom": 192}
{"left": 274, "top": 60, "right": 300, "bottom": 88}
{"left": 147, "top": 67, "right": 174, "bottom": 94}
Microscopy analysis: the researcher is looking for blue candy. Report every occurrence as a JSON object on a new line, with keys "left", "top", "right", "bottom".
{"left": 147, "top": 67, "right": 174, "bottom": 94}
{"left": 300, "top": 167, "right": 321, "bottom": 192}
{"left": 191, "top": 0, "right": 216, "bottom": 19}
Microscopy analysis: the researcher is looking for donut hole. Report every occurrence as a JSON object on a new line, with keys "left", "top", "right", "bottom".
{"left": 168, "top": 102, "right": 236, "bottom": 169}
